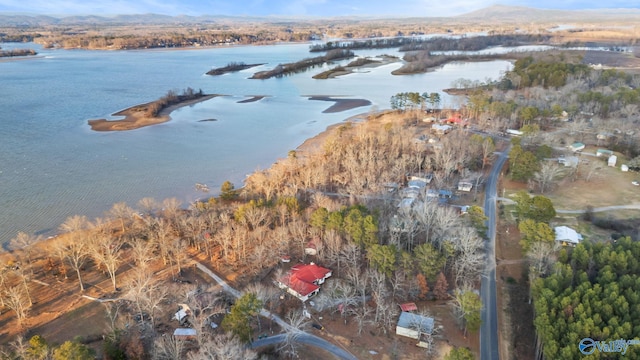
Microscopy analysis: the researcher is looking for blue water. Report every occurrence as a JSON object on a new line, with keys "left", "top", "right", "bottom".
{"left": 0, "top": 42, "right": 512, "bottom": 244}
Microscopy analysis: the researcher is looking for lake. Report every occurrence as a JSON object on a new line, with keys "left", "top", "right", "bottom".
{"left": 0, "top": 41, "right": 512, "bottom": 245}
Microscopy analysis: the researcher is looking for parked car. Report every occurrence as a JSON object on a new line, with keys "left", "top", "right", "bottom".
{"left": 311, "top": 323, "right": 324, "bottom": 331}
{"left": 632, "top": 181, "right": 639, "bottom": 186}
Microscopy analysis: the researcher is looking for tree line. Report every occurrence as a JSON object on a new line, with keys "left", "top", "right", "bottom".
{"left": 250, "top": 49, "right": 354, "bottom": 79}
{"left": 0, "top": 49, "right": 37, "bottom": 57}
{"left": 144, "top": 87, "right": 205, "bottom": 118}
{"left": 309, "top": 34, "right": 551, "bottom": 53}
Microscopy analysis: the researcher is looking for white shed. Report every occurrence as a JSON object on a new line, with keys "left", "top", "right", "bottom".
{"left": 608, "top": 155, "right": 617, "bottom": 167}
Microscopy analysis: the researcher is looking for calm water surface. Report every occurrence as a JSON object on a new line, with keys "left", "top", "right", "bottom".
{"left": 0, "top": 42, "right": 512, "bottom": 244}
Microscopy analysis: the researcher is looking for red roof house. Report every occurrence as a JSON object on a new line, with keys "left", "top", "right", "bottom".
{"left": 276, "top": 263, "right": 332, "bottom": 302}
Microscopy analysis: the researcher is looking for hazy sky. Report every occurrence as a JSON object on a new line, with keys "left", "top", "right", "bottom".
{"left": 1, "top": 0, "right": 639, "bottom": 17}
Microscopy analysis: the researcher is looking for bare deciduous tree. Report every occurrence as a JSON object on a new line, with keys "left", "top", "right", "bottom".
{"left": 277, "top": 309, "right": 310, "bottom": 358}
{"left": 3, "top": 285, "right": 30, "bottom": 325}
{"left": 56, "top": 239, "right": 91, "bottom": 292}
{"left": 10, "top": 232, "right": 40, "bottom": 275}
{"left": 138, "top": 197, "right": 160, "bottom": 216}
{"left": 533, "top": 162, "right": 565, "bottom": 193}
{"left": 187, "top": 332, "right": 257, "bottom": 360}
{"left": 89, "top": 234, "right": 124, "bottom": 291}
{"left": 108, "top": 202, "right": 134, "bottom": 233}
{"left": 153, "top": 333, "right": 186, "bottom": 360}
{"left": 126, "top": 268, "right": 168, "bottom": 327}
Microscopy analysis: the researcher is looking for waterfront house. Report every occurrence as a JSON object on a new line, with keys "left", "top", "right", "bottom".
{"left": 276, "top": 263, "right": 332, "bottom": 302}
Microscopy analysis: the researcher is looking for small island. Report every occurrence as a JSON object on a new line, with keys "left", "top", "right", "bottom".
{"left": 0, "top": 48, "right": 37, "bottom": 58}
{"left": 250, "top": 49, "right": 354, "bottom": 79}
{"left": 88, "top": 88, "right": 217, "bottom": 131}
{"left": 313, "top": 55, "right": 400, "bottom": 79}
{"left": 206, "top": 61, "right": 265, "bottom": 76}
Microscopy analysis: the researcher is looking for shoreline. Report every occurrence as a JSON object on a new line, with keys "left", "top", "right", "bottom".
{"left": 87, "top": 94, "right": 218, "bottom": 131}
{"left": 295, "top": 111, "right": 373, "bottom": 154}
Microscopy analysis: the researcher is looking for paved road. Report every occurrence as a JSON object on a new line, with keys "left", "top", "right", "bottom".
{"left": 480, "top": 146, "right": 509, "bottom": 360}
{"left": 194, "top": 262, "right": 358, "bottom": 360}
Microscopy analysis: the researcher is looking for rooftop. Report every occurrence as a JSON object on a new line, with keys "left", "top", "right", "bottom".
{"left": 397, "top": 312, "right": 434, "bottom": 335}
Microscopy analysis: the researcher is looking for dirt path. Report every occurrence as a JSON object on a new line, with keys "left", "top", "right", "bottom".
{"left": 556, "top": 204, "right": 640, "bottom": 214}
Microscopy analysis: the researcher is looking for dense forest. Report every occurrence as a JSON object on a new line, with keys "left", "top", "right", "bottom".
{"left": 532, "top": 238, "right": 640, "bottom": 359}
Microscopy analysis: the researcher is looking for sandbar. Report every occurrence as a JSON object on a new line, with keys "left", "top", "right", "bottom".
{"left": 307, "top": 96, "right": 372, "bottom": 113}
{"left": 237, "top": 95, "right": 267, "bottom": 103}
{"left": 88, "top": 94, "right": 218, "bottom": 131}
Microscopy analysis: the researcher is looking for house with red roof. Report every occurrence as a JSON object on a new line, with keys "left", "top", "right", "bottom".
{"left": 276, "top": 263, "right": 332, "bottom": 302}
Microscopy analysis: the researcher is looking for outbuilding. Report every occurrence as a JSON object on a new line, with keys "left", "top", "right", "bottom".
{"left": 173, "top": 328, "right": 197, "bottom": 340}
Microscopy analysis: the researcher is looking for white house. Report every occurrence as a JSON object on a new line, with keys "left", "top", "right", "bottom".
{"left": 569, "top": 142, "right": 585, "bottom": 152}
{"left": 555, "top": 226, "right": 583, "bottom": 246}
{"left": 396, "top": 312, "right": 435, "bottom": 340}
{"left": 457, "top": 181, "right": 473, "bottom": 192}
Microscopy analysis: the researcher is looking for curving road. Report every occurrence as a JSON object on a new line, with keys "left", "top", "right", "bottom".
{"left": 480, "top": 146, "right": 509, "bottom": 360}
{"left": 194, "top": 262, "right": 358, "bottom": 360}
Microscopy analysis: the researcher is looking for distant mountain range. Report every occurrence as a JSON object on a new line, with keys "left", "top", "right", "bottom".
{"left": 457, "top": 5, "right": 640, "bottom": 22}
{"left": 1, "top": 5, "right": 639, "bottom": 26}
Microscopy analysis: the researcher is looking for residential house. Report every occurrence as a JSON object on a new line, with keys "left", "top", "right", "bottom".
{"left": 555, "top": 226, "right": 583, "bottom": 246}
{"left": 457, "top": 181, "right": 473, "bottom": 192}
{"left": 396, "top": 311, "right": 435, "bottom": 344}
{"left": 559, "top": 156, "right": 579, "bottom": 168}
{"left": 596, "top": 149, "right": 613, "bottom": 157}
{"left": 408, "top": 173, "right": 433, "bottom": 184}
{"left": 276, "top": 263, "right": 332, "bottom": 302}
{"left": 569, "top": 142, "right": 585, "bottom": 152}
